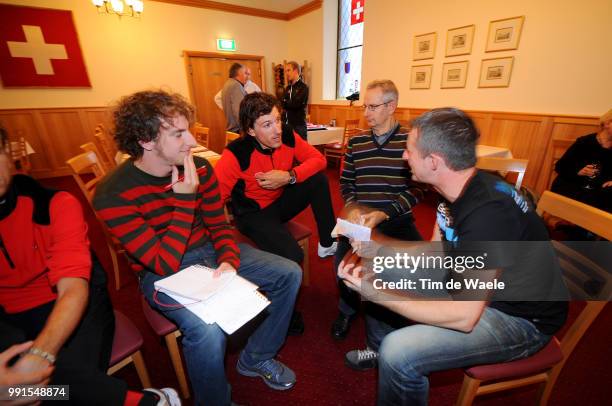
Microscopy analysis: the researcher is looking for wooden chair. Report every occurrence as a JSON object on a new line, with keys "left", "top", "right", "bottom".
{"left": 192, "top": 123, "right": 210, "bottom": 148}
{"left": 80, "top": 142, "right": 111, "bottom": 174}
{"left": 547, "top": 138, "right": 574, "bottom": 189}
{"left": 10, "top": 137, "right": 32, "bottom": 174}
{"left": 93, "top": 124, "right": 118, "bottom": 169}
{"left": 323, "top": 118, "right": 360, "bottom": 171}
{"left": 455, "top": 191, "right": 611, "bottom": 406}
{"left": 65, "top": 151, "right": 125, "bottom": 290}
{"left": 476, "top": 156, "right": 529, "bottom": 190}
{"left": 107, "top": 311, "right": 151, "bottom": 388}
{"left": 225, "top": 131, "right": 240, "bottom": 146}
{"left": 140, "top": 297, "right": 190, "bottom": 399}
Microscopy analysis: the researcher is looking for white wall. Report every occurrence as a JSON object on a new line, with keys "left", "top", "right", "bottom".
{"left": 0, "top": 0, "right": 288, "bottom": 109}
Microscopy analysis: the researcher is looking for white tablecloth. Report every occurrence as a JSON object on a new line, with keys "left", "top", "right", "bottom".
{"left": 476, "top": 145, "right": 513, "bottom": 158}
{"left": 307, "top": 127, "right": 345, "bottom": 145}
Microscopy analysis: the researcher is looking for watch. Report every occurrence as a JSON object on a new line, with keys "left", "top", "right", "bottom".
{"left": 288, "top": 169, "right": 297, "bottom": 185}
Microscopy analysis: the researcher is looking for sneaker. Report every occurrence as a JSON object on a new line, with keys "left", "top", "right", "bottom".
{"left": 143, "top": 388, "right": 181, "bottom": 406}
{"left": 236, "top": 358, "right": 296, "bottom": 390}
{"left": 318, "top": 241, "right": 338, "bottom": 258}
{"left": 345, "top": 347, "right": 379, "bottom": 371}
{"left": 288, "top": 310, "right": 305, "bottom": 336}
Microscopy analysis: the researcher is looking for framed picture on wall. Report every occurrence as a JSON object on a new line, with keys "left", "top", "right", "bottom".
{"left": 479, "top": 57, "right": 514, "bottom": 88}
{"left": 413, "top": 32, "right": 436, "bottom": 60}
{"left": 410, "top": 65, "right": 433, "bottom": 89}
{"left": 485, "top": 16, "right": 524, "bottom": 52}
{"left": 445, "top": 25, "right": 475, "bottom": 57}
{"left": 441, "top": 61, "right": 469, "bottom": 88}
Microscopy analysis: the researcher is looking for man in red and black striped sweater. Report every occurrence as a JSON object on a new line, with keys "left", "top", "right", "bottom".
{"left": 93, "top": 90, "right": 301, "bottom": 406}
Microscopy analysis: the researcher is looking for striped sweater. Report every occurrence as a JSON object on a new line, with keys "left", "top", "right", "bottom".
{"left": 93, "top": 157, "right": 239, "bottom": 276}
{"left": 340, "top": 125, "right": 419, "bottom": 218}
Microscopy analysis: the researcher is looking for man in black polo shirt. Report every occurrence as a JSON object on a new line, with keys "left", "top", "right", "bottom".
{"left": 338, "top": 108, "right": 568, "bottom": 405}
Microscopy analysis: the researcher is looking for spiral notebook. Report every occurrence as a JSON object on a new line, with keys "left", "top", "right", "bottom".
{"left": 154, "top": 265, "right": 270, "bottom": 334}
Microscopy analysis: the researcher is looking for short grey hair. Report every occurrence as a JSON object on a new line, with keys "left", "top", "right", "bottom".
{"left": 366, "top": 80, "right": 399, "bottom": 103}
{"left": 411, "top": 107, "right": 479, "bottom": 171}
{"left": 229, "top": 63, "right": 244, "bottom": 78}
{"left": 600, "top": 108, "right": 612, "bottom": 128}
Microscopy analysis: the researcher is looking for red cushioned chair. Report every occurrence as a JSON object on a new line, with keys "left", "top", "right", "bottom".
{"left": 107, "top": 311, "right": 151, "bottom": 388}
{"left": 455, "top": 191, "right": 611, "bottom": 406}
{"left": 140, "top": 297, "right": 190, "bottom": 399}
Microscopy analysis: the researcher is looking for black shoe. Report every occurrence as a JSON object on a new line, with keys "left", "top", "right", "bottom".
{"left": 288, "top": 311, "right": 304, "bottom": 336}
{"left": 345, "top": 347, "right": 379, "bottom": 371}
{"left": 331, "top": 312, "right": 353, "bottom": 340}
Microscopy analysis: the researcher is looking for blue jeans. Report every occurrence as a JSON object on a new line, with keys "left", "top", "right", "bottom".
{"left": 377, "top": 307, "right": 551, "bottom": 406}
{"left": 140, "top": 243, "right": 301, "bottom": 406}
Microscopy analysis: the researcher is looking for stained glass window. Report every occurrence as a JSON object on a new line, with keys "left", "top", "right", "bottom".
{"left": 337, "top": 0, "right": 364, "bottom": 99}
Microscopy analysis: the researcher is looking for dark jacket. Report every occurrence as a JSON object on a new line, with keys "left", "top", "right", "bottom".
{"left": 282, "top": 78, "right": 309, "bottom": 127}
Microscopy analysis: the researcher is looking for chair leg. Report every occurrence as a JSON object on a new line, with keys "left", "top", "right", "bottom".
{"left": 132, "top": 350, "right": 152, "bottom": 388}
{"left": 108, "top": 243, "right": 121, "bottom": 290}
{"left": 165, "top": 332, "right": 190, "bottom": 399}
{"left": 537, "top": 367, "right": 562, "bottom": 406}
{"left": 456, "top": 374, "right": 481, "bottom": 406}
{"left": 300, "top": 238, "right": 310, "bottom": 286}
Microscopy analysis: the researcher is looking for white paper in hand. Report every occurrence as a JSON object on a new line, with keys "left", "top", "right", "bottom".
{"left": 331, "top": 218, "right": 371, "bottom": 241}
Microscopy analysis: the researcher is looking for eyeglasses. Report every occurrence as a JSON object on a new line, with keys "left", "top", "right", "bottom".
{"left": 362, "top": 101, "right": 391, "bottom": 112}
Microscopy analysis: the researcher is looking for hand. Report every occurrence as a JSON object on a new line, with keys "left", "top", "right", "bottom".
{"left": 361, "top": 211, "right": 389, "bottom": 228}
{"left": 577, "top": 165, "right": 598, "bottom": 177}
{"left": 337, "top": 252, "right": 366, "bottom": 295}
{"left": 0, "top": 342, "right": 53, "bottom": 406}
{"left": 172, "top": 152, "right": 199, "bottom": 194}
{"left": 345, "top": 205, "right": 364, "bottom": 224}
{"left": 350, "top": 240, "right": 382, "bottom": 259}
{"left": 254, "top": 170, "right": 290, "bottom": 190}
{"left": 213, "top": 262, "right": 236, "bottom": 278}
{"left": 602, "top": 180, "right": 612, "bottom": 188}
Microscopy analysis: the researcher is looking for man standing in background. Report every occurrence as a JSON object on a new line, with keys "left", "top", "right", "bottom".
{"left": 281, "top": 61, "right": 309, "bottom": 140}
{"left": 221, "top": 63, "right": 247, "bottom": 133}
{"left": 215, "top": 66, "right": 261, "bottom": 110}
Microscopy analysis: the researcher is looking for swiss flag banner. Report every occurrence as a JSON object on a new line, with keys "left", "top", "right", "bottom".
{"left": 350, "top": 0, "right": 365, "bottom": 25}
{"left": 0, "top": 4, "right": 90, "bottom": 87}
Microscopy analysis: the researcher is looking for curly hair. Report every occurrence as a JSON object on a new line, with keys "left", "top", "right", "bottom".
{"left": 239, "top": 92, "right": 281, "bottom": 135}
{"left": 113, "top": 90, "right": 195, "bottom": 159}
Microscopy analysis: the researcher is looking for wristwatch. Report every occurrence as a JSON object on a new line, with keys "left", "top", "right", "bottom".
{"left": 288, "top": 169, "right": 297, "bottom": 185}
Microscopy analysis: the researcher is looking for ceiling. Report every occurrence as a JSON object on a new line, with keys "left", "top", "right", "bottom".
{"left": 194, "top": 0, "right": 313, "bottom": 14}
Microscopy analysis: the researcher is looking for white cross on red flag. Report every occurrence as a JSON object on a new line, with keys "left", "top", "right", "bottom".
{"left": 0, "top": 4, "right": 90, "bottom": 87}
{"left": 350, "top": 0, "right": 365, "bottom": 25}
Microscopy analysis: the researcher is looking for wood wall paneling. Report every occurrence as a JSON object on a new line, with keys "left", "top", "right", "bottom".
{"left": 0, "top": 105, "right": 599, "bottom": 192}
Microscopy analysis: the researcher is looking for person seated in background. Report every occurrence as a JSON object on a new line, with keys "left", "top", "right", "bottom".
{"left": 551, "top": 108, "right": 611, "bottom": 213}
{"left": 215, "top": 92, "right": 337, "bottom": 335}
{"left": 93, "top": 90, "right": 301, "bottom": 406}
{"left": 338, "top": 108, "right": 568, "bottom": 406}
{"left": 0, "top": 126, "right": 179, "bottom": 406}
{"left": 333, "top": 80, "right": 422, "bottom": 346}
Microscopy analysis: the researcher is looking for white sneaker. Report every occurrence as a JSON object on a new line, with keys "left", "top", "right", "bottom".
{"left": 143, "top": 388, "right": 181, "bottom": 406}
{"left": 317, "top": 241, "right": 338, "bottom": 258}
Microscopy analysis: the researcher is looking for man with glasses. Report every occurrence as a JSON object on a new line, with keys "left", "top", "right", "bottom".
{"left": 333, "top": 81, "right": 422, "bottom": 363}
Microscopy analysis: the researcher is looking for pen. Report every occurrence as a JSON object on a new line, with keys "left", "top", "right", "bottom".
{"left": 163, "top": 166, "right": 207, "bottom": 191}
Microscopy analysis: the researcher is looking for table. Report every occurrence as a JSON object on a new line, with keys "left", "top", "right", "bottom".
{"left": 307, "top": 127, "right": 345, "bottom": 145}
{"left": 116, "top": 146, "right": 221, "bottom": 167}
{"left": 476, "top": 145, "right": 513, "bottom": 158}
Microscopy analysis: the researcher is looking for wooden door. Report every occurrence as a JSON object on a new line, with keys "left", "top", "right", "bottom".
{"left": 185, "top": 53, "right": 264, "bottom": 153}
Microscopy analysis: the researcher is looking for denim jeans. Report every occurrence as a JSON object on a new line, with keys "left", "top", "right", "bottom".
{"left": 377, "top": 307, "right": 551, "bottom": 406}
{"left": 141, "top": 242, "right": 301, "bottom": 406}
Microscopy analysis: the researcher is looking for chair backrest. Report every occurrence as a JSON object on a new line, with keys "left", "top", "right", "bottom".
{"left": 537, "top": 191, "right": 612, "bottom": 240}
{"left": 193, "top": 123, "right": 210, "bottom": 148}
{"left": 476, "top": 156, "right": 529, "bottom": 189}
{"left": 93, "top": 124, "right": 118, "bottom": 169}
{"left": 66, "top": 151, "right": 106, "bottom": 204}
{"left": 536, "top": 190, "right": 610, "bottom": 357}
{"left": 225, "top": 131, "right": 240, "bottom": 146}
{"left": 547, "top": 138, "right": 575, "bottom": 188}
{"left": 10, "top": 137, "right": 31, "bottom": 173}
{"left": 80, "top": 142, "right": 109, "bottom": 174}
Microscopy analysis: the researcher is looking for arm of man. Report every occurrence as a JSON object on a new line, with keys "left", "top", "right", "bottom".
{"left": 214, "top": 90, "right": 223, "bottom": 110}
{"left": 291, "top": 133, "right": 326, "bottom": 181}
{"left": 12, "top": 193, "right": 91, "bottom": 373}
{"left": 94, "top": 156, "right": 199, "bottom": 276}
{"left": 339, "top": 141, "right": 357, "bottom": 205}
{"left": 198, "top": 160, "right": 240, "bottom": 271}
{"left": 229, "top": 84, "right": 243, "bottom": 127}
{"left": 283, "top": 82, "right": 308, "bottom": 111}
{"left": 214, "top": 149, "right": 242, "bottom": 203}
{"left": 555, "top": 138, "right": 587, "bottom": 180}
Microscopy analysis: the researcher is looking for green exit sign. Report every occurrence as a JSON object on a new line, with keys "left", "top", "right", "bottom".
{"left": 216, "top": 39, "right": 236, "bottom": 51}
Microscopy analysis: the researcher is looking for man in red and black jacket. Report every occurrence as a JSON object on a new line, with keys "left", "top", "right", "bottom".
{"left": 216, "top": 92, "right": 337, "bottom": 265}
{"left": 0, "top": 127, "right": 178, "bottom": 405}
